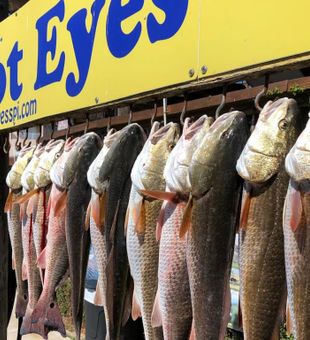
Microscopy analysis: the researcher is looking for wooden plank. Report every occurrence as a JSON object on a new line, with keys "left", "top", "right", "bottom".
{"left": 43, "top": 76, "right": 310, "bottom": 140}
{"left": 0, "top": 134, "right": 9, "bottom": 340}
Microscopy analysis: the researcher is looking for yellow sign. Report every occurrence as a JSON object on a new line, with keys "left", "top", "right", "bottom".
{"left": 0, "top": 0, "right": 309, "bottom": 130}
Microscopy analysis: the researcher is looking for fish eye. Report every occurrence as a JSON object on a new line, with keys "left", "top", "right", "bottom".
{"left": 278, "top": 119, "right": 289, "bottom": 131}
{"left": 55, "top": 152, "right": 61, "bottom": 159}
{"left": 221, "top": 130, "right": 230, "bottom": 139}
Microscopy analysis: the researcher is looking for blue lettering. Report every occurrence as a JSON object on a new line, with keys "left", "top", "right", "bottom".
{"left": 107, "top": 0, "right": 143, "bottom": 58}
{"left": 147, "top": 0, "right": 188, "bottom": 43}
{"left": 34, "top": 0, "right": 65, "bottom": 90}
{"left": 0, "top": 110, "right": 4, "bottom": 124}
{"left": 8, "top": 108, "right": 13, "bottom": 122}
{"left": 7, "top": 42, "right": 23, "bottom": 101}
{"left": 0, "top": 63, "right": 6, "bottom": 103}
{"left": 66, "top": 0, "right": 105, "bottom": 97}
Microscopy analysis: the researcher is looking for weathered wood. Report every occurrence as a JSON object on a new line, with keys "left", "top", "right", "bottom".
{"left": 0, "top": 134, "right": 9, "bottom": 340}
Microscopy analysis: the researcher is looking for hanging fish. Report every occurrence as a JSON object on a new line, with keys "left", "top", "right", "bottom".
{"left": 126, "top": 121, "right": 179, "bottom": 340}
{"left": 185, "top": 111, "right": 249, "bottom": 339}
{"left": 33, "top": 139, "right": 65, "bottom": 265}
{"left": 5, "top": 145, "right": 35, "bottom": 318}
{"left": 149, "top": 116, "right": 213, "bottom": 340}
{"left": 31, "top": 138, "right": 79, "bottom": 337}
{"left": 87, "top": 128, "right": 121, "bottom": 337}
{"left": 60, "top": 132, "right": 102, "bottom": 340}
{"left": 19, "top": 144, "right": 47, "bottom": 338}
{"left": 283, "top": 116, "right": 310, "bottom": 339}
{"left": 236, "top": 98, "right": 302, "bottom": 339}
{"left": 99, "top": 123, "right": 146, "bottom": 339}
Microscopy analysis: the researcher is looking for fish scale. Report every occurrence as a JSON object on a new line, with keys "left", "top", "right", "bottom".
{"left": 240, "top": 169, "right": 289, "bottom": 339}
{"left": 158, "top": 201, "right": 192, "bottom": 340}
{"left": 7, "top": 191, "right": 28, "bottom": 318}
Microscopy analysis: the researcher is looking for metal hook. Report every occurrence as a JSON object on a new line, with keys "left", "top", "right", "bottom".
{"left": 50, "top": 122, "right": 55, "bottom": 140}
{"left": 65, "top": 119, "right": 71, "bottom": 140}
{"left": 163, "top": 98, "right": 168, "bottom": 126}
{"left": 36, "top": 125, "right": 42, "bottom": 145}
{"left": 215, "top": 86, "right": 227, "bottom": 119}
{"left": 151, "top": 101, "right": 158, "bottom": 127}
{"left": 84, "top": 114, "right": 89, "bottom": 134}
{"left": 3, "top": 135, "right": 10, "bottom": 154}
{"left": 180, "top": 96, "right": 188, "bottom": 126}
{"left": 15, "top": 130, "right": 21, "bottom": 151}
{"left": 23, "top": 128, "right": 29, "bottom": 146}
{"left": 128, "top": 107, "right": 133, "bottom": 125}
{"left": 255, "top": 74, "right": 270, "bottom": 112}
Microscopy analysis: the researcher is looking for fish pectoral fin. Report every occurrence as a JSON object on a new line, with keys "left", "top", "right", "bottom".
{"left": 15, "top": 188, "right": 39, "bottom": 205}
{"left": 122, "top": 278, "right": 134, "bottom": 327}
{"left": 91, "top": 192, "right": 106, "bottom": 231}
{"left": 139, "top": 189, "right": 177, "bottom": 202}
{"left": 4, "top": 191, "right": 13, "bottom": 213}
{"left": 131, "top": 197, "right": 146, "bottom": 234}
{"left": 179, "top": 194, "right": 193, "bottom": 239}
{"left": 156, "top": 202, "right": 166, "bottom": 242}
{"left": 151, "top": 289, "right": 162, "bottom": 327}
{"left": 289, "top": 183, "right": 303, "bottom": 232}
{"left": 189, "top": 321, "right": 196, "bottom": 340}
{"left": 124, "top": 206, "right": 130, "bottom": 236}
{"left": 53, "top": 191, "right": 67, "bottom": 216}
{"left": 94, "top": 282, "right": 103, "bottom": 306}
{"left": 37, "top": 247, "right": 47, "bottom": 269}
{"left": 286, "top": 302, "right": 292, "bottom": 336}
{"left": 12, "top": 256, "right": 16, "bottom": 270}
{"left": 85, "top": 200, "right": 91, "bottom": 231}
{"left": 239, "top": 188, "right": 252, "bottom": 231}
{"left": 131, "top": 289, "right": 142, "bottom": 321}
{"left": 26, "top": 193, "right": 39, "bottom": 217}
{"left": 22, "top": 260, "right": 28, "bottom": 281}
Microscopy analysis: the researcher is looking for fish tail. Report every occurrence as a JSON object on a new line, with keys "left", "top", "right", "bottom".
{"left": 44, "top": 300, "right": 66, "bottom": 337}
{"left": 15, "top": 293, "right": 28, "bottom": 318}
{"left": 20, "top": 307, "right": 48, "bottom": 339}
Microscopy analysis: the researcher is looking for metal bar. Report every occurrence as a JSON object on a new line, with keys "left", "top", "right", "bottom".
{"left": 45, "top": 75, "right": 310, "bottom": 139}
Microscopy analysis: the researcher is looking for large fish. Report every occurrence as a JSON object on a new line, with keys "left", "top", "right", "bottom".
{"left": 87, "top": 128, "right": 121, "bottom": 337}
{"left": 283, "top": 116, "right": 310, "bottom": 339}
{"left": 126, "top": 122, "right": 179, "bottom": 340}
{"left": 184, "top": 111, "right": 249, "bottom": 340}
{"left": 19, "top": 144, "right": 46, "bottom": 337}
{"left": 5, "top": 145, "right": 35, "bottom": 318}
{"left": 236, "top": 98, "right": 302, "bottom": 339}
{"left": 99, "top": 123, "right": 146, "bottom": 339}
{"left": 58, "top": 132, "right": 102, "bottom": 340}
{"left": 149, "top": 116, "right": 213, "bottom": 340}
{"left": 33, "top": 139, "right": 65, "bottom": 262}
{"left": 31, "top": 138, "right": 78, "bottom": 336}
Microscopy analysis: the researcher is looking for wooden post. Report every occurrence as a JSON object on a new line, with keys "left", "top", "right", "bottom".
{"left": 0, "top": 134, "right": 9, "bottom": 340}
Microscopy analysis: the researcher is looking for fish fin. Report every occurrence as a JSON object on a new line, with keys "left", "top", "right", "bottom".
{"left": 239, "top": 188, "right": 252, "bottom": 231}
{"left": 179, "top": 194, "right": 193, "bottom": 239}
{"left": 15, "top": 188, "right": 39, "bottom": 204}
{"left": 137, "top": 199, "right": 146, "bottom": 234}
{"left": 122, "top": 278, "right": 134, "bottom": 327}
{"left": 151, "top": 289, "right": 162, "bottom": 327}
{"left": 26, "top": 193, "right": 38, "bottom": 216}
{"left": 94, "top": 282, "right": 103, "bottom": 306}
{"left": 105, "top": 245, "right": 115, "bottom": 333}
{"left": 131, "top": 289, "right": 142, "bottom": 321}
{"left": 289, "top": 184, "right": 303, "bottom": 232}
{"left": 20, "top": 202, "right": 26, "bottom": 221}
{"left": 286, "top": 302, "right": 292, "bottom": 336}
{"left": 32, "top": 296, "right": 66, "bottom": 337}
{"left": 53, "top": 191, "right": 67, "bottom": 216}
{"left": 37, "top": 247, "right": 47, "bottom": 269}
{"left": 4, "top": 191, "right": 13, "bottom": 213}
{"left": 12, "top": 256, "right": 16, "bottom": 270}
{"left": 131, "top": 196, "right": 146, "bottom": 234}
{"left": 156, "top": 202, "right": 166, "bottom": 242}
{"left": 124, "top": 206, "right": 130, "bottom": 236}
{"left": 20, "top": 307, "right": 49, "bottom": 338}
{"left": 85, "top": 200, "right": 91, "bottom": 231}
{"left": 15, "top": 293, "right": 28, "bottom": 318}
{"left": 22, "top": 261, "right": 27, "bottom": 281}
{"left": 91, "top": 192, "right": 105, "bottom": 231}
{"left": 189, "top": 321, "right": 196, "bottom": 340}
{"left": 139, "top": 189, "right": 177, "bottom": 202}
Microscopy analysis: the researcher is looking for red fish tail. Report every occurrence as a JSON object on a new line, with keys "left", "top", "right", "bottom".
{"left": 20, "top": 307, "right": 48, "bottom": 339}
{"left": 44, "top": 300, "right": 66, "bottom": 337}
{"left": 15, "top": 293, "right": 28, "bottom": 318}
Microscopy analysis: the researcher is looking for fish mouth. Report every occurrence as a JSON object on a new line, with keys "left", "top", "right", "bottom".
{"left": 247, "top": 145, "right": 278, "bottom": 158}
